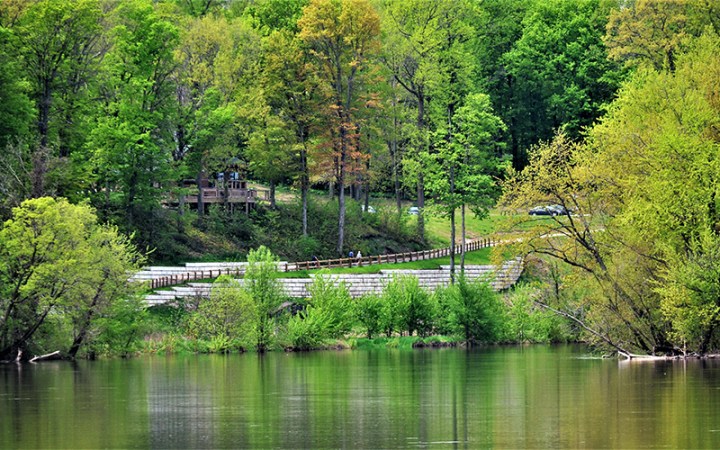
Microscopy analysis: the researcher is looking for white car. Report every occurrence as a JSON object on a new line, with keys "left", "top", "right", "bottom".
{"left": 362, "top": 205, "right": 376, "bottom": 213}
{"left": 407, "top": 206, "right": 420, "bottom": 215}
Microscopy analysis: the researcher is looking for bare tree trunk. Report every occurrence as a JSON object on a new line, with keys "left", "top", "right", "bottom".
{"left": 461, "top": 204, "right": 466, "bottom": 273}
{"left": 269, "top": 180, "right": 276, "bottom": 209}
{"left": 196, "top": 169, "right": 204, "bottom": 217}
{"left": 415, "top": 95, "right": 426, "bottom": 242}
{"left": 300, "top": 140, "right": 309, "bottom": 237}
{"left": 337, "top": 142, "right": 347, "bottom": 255}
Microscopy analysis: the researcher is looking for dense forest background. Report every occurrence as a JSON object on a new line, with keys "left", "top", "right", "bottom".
{"left": 0, "top": 0, "right": 660, "bottom": 261}
{"left": 2, "top": 0, "right": 720, "bottom": 358}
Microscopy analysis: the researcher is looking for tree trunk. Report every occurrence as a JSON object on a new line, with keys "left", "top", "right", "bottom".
{"left": 223, "top": 169, "right": 230, "bottom": 211}
{"left": 300, "top": 139, "right": 309, "bottom": 237}
{"left": 68, "top": 280, "right": 106, "bottom": 359}
{"left": 32, "top": 82, "right": 52, "bottom": 198}
{"left": 0, "top": 304, "right": 53, "bottom": 361}
{"left": 30, "top": 350, "right": 61, "bottom": 362}
{"left": 269, "top": 180, "right": 276, "bottom": 209}
{"left": 391, "top": 137, "right": 402, "bottom": 215}
{"left": 337, "top": 138, "right": 347, "bottom": 255}
{"left": 461, "top": 203, "right": 466, "bottom": 274}
{"left": 416, "top": 95, "right": 426, "bottom": 242}
{"left": 196, "top": 169, "right": 204, "bottom": 217}
{"left": 450, "top": 206, "right": 456, "bottom": 284}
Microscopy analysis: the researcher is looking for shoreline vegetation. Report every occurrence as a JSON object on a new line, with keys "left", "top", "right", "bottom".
{"left": 2, "top": 1, "right": 720, "bottom": 362}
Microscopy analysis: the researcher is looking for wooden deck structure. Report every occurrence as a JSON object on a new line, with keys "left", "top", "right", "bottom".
{"left": 168, "top": 178, "right": 270, "bottom": 213}
{"left": 184, "top": 181, "right": 269, "bottom": 205}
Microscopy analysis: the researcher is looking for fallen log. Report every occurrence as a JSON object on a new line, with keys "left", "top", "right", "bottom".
{"left": 29, "top": 351, "right": 61, "bottom": 363}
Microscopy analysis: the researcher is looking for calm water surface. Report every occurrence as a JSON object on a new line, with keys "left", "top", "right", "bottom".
{"left": 2, "top": 345, "right": 720, "bottom": 449}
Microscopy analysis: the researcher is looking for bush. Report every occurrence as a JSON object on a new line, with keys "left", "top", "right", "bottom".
{"left": 186, "top": 275, "right": 256, "bottom": 350}
{"left": 307, "top": 274, "right": 354, "bottom": 338}
{"left": 382, "top": 276, "right": 435, "bottom": 337}
{"left": 245, "top": 246, "right": 286, "bottom": 352}
{"left": 505, "top": 284, "right": 573, "bottom": 343}
{"left": 284, "top": 307, "right": 333, "bottom": 350}
{"left": 437, "top": 277, "right": 506, "bottom": 344}
{"left": 354, "top": 294, "right": 384, "bottom": 339}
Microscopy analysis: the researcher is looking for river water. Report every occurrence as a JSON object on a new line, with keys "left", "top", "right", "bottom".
{"left": 2, "top": 345, "right": 720, "bottom": 449}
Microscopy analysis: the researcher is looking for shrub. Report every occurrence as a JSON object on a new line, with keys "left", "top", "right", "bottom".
{"left": 307, "top": 274, "right": 354, "bottom": 338}
{"left": 354, "top": 294, "right": 384, "bottom": 339}
{"left": 284, "top": 307, "right": 333, "bottom": 350}
{"left": 186, "top": 275, "right": 256, "bottom": 350}
{"left": 505, "top": 284, "right": 572, "bottom": 343}
{"left": 438, "top": 277, "right": 506, "bottom": 344}
{"left": 382, "top": 276, "right": 435, "bottom": 337}
{"left": 245, "top": 246, "right": 286, "bottom": 352}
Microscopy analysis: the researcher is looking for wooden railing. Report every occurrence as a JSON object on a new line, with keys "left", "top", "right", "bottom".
{"left": 285, "top": 238, "right": 495, "bottom": 272}
{"left": 151, "top": 267, "right": 247, "bottom": 290}
{"left": 149, "top": 237, "right": 496, "bottom": 290}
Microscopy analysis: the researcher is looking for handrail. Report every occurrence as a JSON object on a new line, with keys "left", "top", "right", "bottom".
{"left": 148, "top": 237, "right": 496, "bottom": 290}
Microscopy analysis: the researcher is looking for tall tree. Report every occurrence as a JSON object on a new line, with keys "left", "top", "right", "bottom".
{"left": 298, "top": 0, "right": 381, "bottom": 254}
{"left": 501, "top": 33, "right": 720, "bottom": 355}
{"left": 426, "top": 93, "right": 504, "bottom": 281}
{"left": 502, "top": 0, "right": 623, "bottom": 167}
{"left": 88, "top": 0, "right": 179, "bottom": 232}
{"left": 16, "top": 0, "right": 103, "bottom": 198}
{"left": 260, "top": 30, "right": 325, "bottom": 235}
{"left": 0, "top": 197, "right": 142, "bottom": 361}
{"left": 173, "top": 14, "right": 255, "bottom": 216}
{"left": 604, "top": 0, "right": 720, "bottom": 72}
{"left": 473, "top": 0, "right": 533, "bottom": 170}
{"left": 380, "top": 0, "right": 474, "bottom": 241}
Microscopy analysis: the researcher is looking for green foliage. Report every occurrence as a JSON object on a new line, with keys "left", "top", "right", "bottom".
{"left": 505, "top": 284, "right": 570, "bottom": 344}
{"left": 284, "top": 306, "right": 332, "bottom": 351}
{"left": 434, "top": 277, "right": 506, "bottom": 344}
{"left": 0, "top": 197, "right": 143, "bottom": 360}
{"left": 88, "top": 0, "right": 179, "bottom": 230}
{"left": 501, "top": 33, "right": 720, "bottom": 355}
{"left": 91, "top": 295, "right": 150, "bottom": 358}
{"left": 306, "top": 274, "right": 353, "bottom": 338}
{"left": 245, "top": 245, "right": 285, "bottom": 351}
{"left": 354, "top": 294, "right": 384, "bottom": 339}
{"left": 187, "top": 275, "right": 256, "bottom": 350}
{"left": 382, "top": 276, "right": 435, "bottom": 337}
{"left": 0, "top": 27, "right": 32, "bottom": 147}
{"left": 604, "top": 0, "right": 719, "bottom": 71}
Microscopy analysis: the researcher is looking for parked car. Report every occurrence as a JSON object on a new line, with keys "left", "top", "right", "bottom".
{"left": 361, "top": 205, "right": 376, "bottom": 213}
{"left": 529, "top": 204, "right": 568, "bottom": 216}
{"left": 407, "top": 206, "right": 420, "bottom": 215}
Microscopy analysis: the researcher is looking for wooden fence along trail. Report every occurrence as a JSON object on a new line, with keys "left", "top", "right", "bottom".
{"left": 142, "top": 238, "right": 496, "bottom": 290}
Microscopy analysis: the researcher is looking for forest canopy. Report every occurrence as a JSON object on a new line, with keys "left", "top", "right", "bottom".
{"left": 0, "top": 0, "right": 637, "bottom": 255}
{"left": 1, "top": 0, "right": 719, "bottom": 356}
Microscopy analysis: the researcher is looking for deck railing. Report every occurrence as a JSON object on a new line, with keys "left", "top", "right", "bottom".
{"left": 149, "top": 237, "right": 496, "bottom": 290}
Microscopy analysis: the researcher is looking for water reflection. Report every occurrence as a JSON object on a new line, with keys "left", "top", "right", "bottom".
{"left": 2, "top": 346, "right": 720, "bottom": 448}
